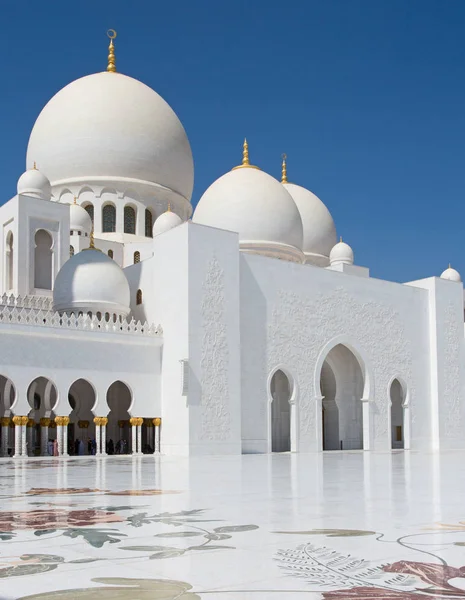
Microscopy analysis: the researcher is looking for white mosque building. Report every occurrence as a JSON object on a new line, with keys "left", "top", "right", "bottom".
{"left": 0, "top": 32, "right": 463, "bottom": 459}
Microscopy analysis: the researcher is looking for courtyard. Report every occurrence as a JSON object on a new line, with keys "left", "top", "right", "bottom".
{"left": 0, "top": 450, "right": 465, "bottom": 598}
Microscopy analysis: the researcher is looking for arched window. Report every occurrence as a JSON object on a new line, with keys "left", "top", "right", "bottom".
{"left": 145, "top": 209, "right": 153, "bottom": 237}
{"left": 70, "top": 245, "right": 75, "bottom": 257}
{"left": 136, "top": 289, "right": 142, "bottom": 305}
{"left": 134, "top": 251, "right": 140, "bottom": 264}
{"left": 33, "top": 393, "right": 41, "bottom": 410}
{"left": 84, "top": 204, "right": 94, "bottom": 224}
{"left": 108, "top": 249, "right": 114, "bottom": 259}
{"left": 5, "top": 231, "right": 13, "bottom": 291}
{"left": 34, "top": 229, "right": 53, "bottom": 290}
{"left": 102, "top": 204, "right": 116, "bottom": 233}
{"left": 124, "top": 206, "right": 136, "bottom": 234}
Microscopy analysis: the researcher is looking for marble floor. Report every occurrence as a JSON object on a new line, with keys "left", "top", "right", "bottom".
{"left": 1, "top": 450, "right": 465, "bottom": 599}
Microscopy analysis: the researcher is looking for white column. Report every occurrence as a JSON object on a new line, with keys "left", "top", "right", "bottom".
{"left": 62, "top": 418, "right": 69, "bottom": 457}
{"left": 21, "top": 425, "right": 27, "bottom": 457}
{"left": 56, "top": 425, "right": 63, "bottom": 456}
{"left": 1, "top": 422, "right": 9, "bottom": 457}
{"left": 137, "top": 424, "right": 142, "bottom": 455}
{"left": 131, "top": 423, "right": 137, "bottom": 455}
{"left": 13, "top": 419, "right": 21, "bottom": 458}
{"left": 95, "top": 423, "right": 101, "bottom": 456}
{"left": 154, "top": 425, "right": 159, "bottom": 454}
{"left": 101, "top": 420, "right": 107, "bottom": 455}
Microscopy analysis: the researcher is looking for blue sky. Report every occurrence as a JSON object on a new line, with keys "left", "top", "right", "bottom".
{"left": 1, "top": 0, "right": 464, "bottom": 282}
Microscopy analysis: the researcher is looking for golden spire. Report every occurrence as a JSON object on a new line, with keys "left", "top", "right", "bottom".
{"left": 106, "top": 29, "right": 117, "bottom": 73}
{"left": 281, "top": 153, "right": 288, "bottom": 183}
{"left": 73, "top": 196, "right": 77, "bottom": 205}
{"left": 340, "top": 236, "right": 343, "bottom": 243}
{"left": 449, "top": 262, "right": 452, "bottom": 269}
{"left": 232, "top": 138, "right": 260, "bottom": 170}
{"left": 83, "top": 228, "right": 99, "bottom": 251}
{"left": 33, "top": 161, "right": 37, "bottom": 170}
{"left": 167, "top": 202, "right": 171, "bottom": 212}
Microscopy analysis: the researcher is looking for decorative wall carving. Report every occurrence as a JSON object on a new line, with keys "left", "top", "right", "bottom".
{"left": 267, "top": 287, "right": 415, "bottom": 448}
{"left": 442, "top": 301, "right": 462, "bottom": 438}
{"left": 200, "top": 257, "right": 231, "bottom": 441}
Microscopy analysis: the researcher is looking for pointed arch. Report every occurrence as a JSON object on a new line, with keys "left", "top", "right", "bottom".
{"left": 145, "top": 209, "right": 153, "bottom": 237}
{"left": 102, "top": 204, "right": 116, "bottom": 233}
{"left": 315, "top": 338, "right": 372, "bottom": 451}
{"left": 124, "top": 206, "right": 136, "bottom": 234}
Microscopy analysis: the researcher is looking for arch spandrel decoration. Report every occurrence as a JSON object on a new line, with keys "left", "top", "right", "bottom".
{"left": 266, "top": 287, "right": 414, "bottom": 451}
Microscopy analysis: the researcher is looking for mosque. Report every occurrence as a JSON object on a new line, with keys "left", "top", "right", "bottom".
{"left": 0, "top": 32, "right": 463, "bottom": 459}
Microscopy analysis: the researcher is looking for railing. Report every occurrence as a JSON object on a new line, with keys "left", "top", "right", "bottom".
{"left": 0, "top": 294, "right": 162, "bottom": 337}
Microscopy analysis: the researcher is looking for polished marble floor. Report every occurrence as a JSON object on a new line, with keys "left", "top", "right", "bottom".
{"left": 1, "top": 450, "right": 465, "bottom": 598}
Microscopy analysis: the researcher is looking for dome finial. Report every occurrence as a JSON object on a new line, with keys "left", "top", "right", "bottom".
{"left": 340, "top": 236, "right": 342, "bottom": 243}
{"left": 281, "top": 153, "right": 288, "bottom": 184}
{"left": 232, "top": 138, "right": 260, "bottom": 170}
{"left": 106, "top": 29, "right": 117, "bottom": 73}
{"left": 89, "top": 228, "right": 95, "bottom": 249}
{"left": 167, "top": 202, "right": 171, "bottom": 212}
{"left": 73, "top": 196, "right": 77, "bottom": 205}
{"left": 33, "top": 161, "right": 37, "bottom": 170}
{"left": 242, "top": 138, "right": 250, "bottom": 166}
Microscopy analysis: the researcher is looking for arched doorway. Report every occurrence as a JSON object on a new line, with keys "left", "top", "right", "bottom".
{"left": 27, "top": 377, "right": 58, "bottom": 456}
{"left": 68, "top": 379, "right": 96, "bottom": 455}
{"left": 34, "top": 229, "right": 53, "bottom": 290}
{"left": 0, "top": 376, "right": 15, "bottom": 457}
{"left": 107, "top": 381, "right": 131, "bottom": 454}
{"left": 270, "top": 369, "right": 292, "bottom": 453}
{"left": 320, "top": 361, "right": 339, "bottom": 450}
{"left": 319, "top": 344, "right": 364, "bottom": 451}
{"left": 390, "top": 379, "right": 405, "bottom": 449}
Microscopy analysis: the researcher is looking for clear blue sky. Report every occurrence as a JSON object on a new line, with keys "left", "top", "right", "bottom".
{"left": 1, "top": 0, "right": 464, "bottom": 282}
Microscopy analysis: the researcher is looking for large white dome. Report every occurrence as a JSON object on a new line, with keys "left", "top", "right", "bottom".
{"left": 283, "top": 182, "right": 337, "bottom": 266}
{"left": 26, "top": 72, "right": 194, "bottom": 201}
{"left": 53, "top": 246, "right": 130, "bottom": 318}
{"left": 193, "top": 167, "right": 303, "bottom": 262}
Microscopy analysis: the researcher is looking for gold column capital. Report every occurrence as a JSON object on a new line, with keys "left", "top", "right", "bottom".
{"left": 27, "top": 418, "right": 36, "bottom": 427}
{"left": 153, "top": 417, "right": 162, "bottom": 427}
{"left": 40, "top": 417, "right": 51, "bottom": 427}
{"left": 0, "top": 417, "right": 11, "bottom": 427}
{"left": 13, "top": 415, "right": 26, "bottom": 426}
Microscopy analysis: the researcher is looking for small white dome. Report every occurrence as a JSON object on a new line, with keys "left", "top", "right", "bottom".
{"left": 330, "top": 239, "right": 354, "bottom": 266}
{"left": 53, "top": 246, "right": 130, "bottom": 317}
{"left": 26, "top": 72, "right": 193, "bottom": 201}
{"left": 70, "top": 201, "right": 92, "bottom": 235}
{"left": 193, "top": 165, "right": 303, "bottom": 262}
{"left": 17, "top": 166, "right": 51, "bottom": 201}
{"left": 283, "top": 182, "right": 336, "bottom": 266}
{"left": 440, "top": 265, "right": 461, "bottom": 283}
{"left": 153, "top": 208, "right": 183, "bottom": 237}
